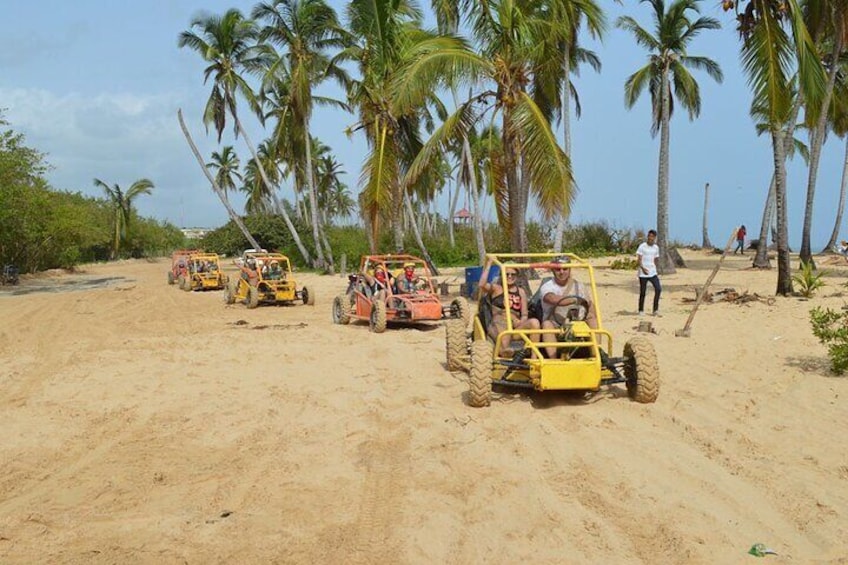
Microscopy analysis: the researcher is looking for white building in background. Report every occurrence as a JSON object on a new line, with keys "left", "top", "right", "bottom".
{"left": 181, "top": 227, "right": 210, "bottom": 240}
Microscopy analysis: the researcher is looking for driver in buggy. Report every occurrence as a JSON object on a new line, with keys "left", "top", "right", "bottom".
{"left": 539, "top": 256, "right": 598, "bottom": 358}
{"left": 394, "top": 262, "right": 423, "bottom": 294}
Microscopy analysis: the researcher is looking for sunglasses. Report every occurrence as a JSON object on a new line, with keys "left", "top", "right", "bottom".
{"left": 554, "top": 267, "right": 570, "bottom": 272}
{"left": 506, "top": 272, "right": 517, "bottom": 278}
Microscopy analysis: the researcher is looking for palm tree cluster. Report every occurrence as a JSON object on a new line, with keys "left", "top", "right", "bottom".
{"left": 177, "top": 0, "right": 848, "bottom": 295}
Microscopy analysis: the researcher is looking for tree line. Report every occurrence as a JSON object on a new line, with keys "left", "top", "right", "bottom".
{"left": 0, "top": 116, "right": 185, "bottom": 272}
{"left": 177, "top": 0, "right": 848, "bottom": 295}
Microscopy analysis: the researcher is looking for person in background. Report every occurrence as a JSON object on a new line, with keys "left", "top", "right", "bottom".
{"left": 637, "top": 229, "right": 662, "bottom": 317}
{"left": 734, "top": 224, "right": 747, "bottom": 255}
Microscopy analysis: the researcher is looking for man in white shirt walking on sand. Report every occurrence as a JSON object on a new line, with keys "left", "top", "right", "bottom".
{"left": 636, "top": 229, "right": 662, "bottom": 317}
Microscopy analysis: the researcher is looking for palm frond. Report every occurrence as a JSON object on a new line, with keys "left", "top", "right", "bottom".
{"left": 512, "top": 92, "right": 574, "bottom": 221}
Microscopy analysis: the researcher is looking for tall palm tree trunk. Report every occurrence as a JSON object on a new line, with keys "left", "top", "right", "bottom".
{"left": 824, "top": 138, "right": 848, "bottom": 251}
{"left": 448, "top": 178, "right": 461, "bottom": 247}
{"left": 772, "top": 129, "right": 793, "bottom": 295}
{"left": 754, "top": 174, "right": 776, "bottom": 267}
{"left": 304, "top": 115, "right": 326, "bottom": 270}
{"left": 657, "top": 69, "right": 675, "bottom": 274}
{"left": 403, "top": 191, "right": 439, "bottom": 275}
{"left": 800, "top": 35, "right": 844, "bottom": 266}
{"left": 231, "top": 111, "right": 312, "bottom": 265}
{"left": 702, "top": 182, "right": 712, "bottom": 248}
{"left": 178, "top": 109, "right": 263, "bottom": 251}
{"left": 462, "top": 136, "right": 487, "bottom": 264}
{"left": 503, "top": 117, "right": 526, "bottom": 252}
{"left": 554, "top": 48, "right": 572, "bottom": 253}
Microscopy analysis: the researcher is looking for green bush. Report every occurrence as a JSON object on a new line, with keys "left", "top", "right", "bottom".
{"left": 810, "top": 307, "right": 848, "bottom": 374}
{"left": 609, "top": 257, "right": 639, "bottom": 270}
{"left": 793, "top": 261, "right": 826, "bottom": 298}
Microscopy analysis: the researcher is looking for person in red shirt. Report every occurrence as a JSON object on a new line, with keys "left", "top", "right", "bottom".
{"left": 734, "top": 225, "right": 747, "bottom": 255}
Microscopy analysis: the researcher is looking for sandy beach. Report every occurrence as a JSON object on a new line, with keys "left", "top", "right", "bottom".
{"left": 1, "top": 249, "right": 847, "bottom": 564}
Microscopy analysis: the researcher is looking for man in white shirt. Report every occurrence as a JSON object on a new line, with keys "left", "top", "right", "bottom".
{"left": 636, "top": 229, "right": 662, "bottom": 317}
{"left": 540, "top": 256, "right": 597, "bottom": 358}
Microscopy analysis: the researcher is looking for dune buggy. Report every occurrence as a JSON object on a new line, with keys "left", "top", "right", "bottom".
{"left": 225, "top": 251, "right": 314, "bottom": 309}
{"left": 445, "top": 253, "right": 660, "bottom": 407}
{"left": 1, "top": 265, "right": 20, "bottom": 286}
{"left": 167, "top": 249, "right": 200, "bottom": 286}
{"left": 332, "top": 254, "right": 470, "bottom": 333}
{"left": 179, "top": 252, "right": 229, "bottom": 291}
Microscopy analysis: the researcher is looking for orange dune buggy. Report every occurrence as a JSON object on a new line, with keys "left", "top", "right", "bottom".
{"left": 167, "top": 249, "right": 200, "bottom": 286}
{"left": 332, "top": 254, "right": 470, "bottom": 332}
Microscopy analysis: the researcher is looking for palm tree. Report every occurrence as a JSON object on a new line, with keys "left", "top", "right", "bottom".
{"left": 253, "top": 0, "right": 349, "bottom": 270}
{"left": 178, "top": 9, "right": 313, "bottom": 264}
{"left": 545, "top": 0, "right": 608, "bottom": 252}
{"left": 823, "top": 64, "right": 848, "bottom": 251}
{"left": 242, "top": 140, "right": 280, "bottom": 214}
{"left": 403, "top": 0, "right": 576, "bottom": 253}
{"left": 617, "top": 0, "right": 723, "bottom": 274}
{"left": 729, "top": 0, "right": 826, "bottom": 294}
{"left": 206, "top": 146, "right": 243, "bottom": 202}
{"left": 93, "top": 178, "right": 153, "bottom": 259}
{"left": 344, "top": 0, "right": 457, "bottom": 254}
{"left": 799, "top": 1, "right": 848, "bottom": 266}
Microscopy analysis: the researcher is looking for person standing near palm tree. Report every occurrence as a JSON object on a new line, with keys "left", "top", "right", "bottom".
{"left": 617, "top": 0, "right": 723, "bottom": 274}
{"left": 637, "top": 230, "right": 662, "bottom": 317}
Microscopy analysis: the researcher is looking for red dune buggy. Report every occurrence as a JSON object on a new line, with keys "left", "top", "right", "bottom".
{"left": 332, "top": 254, "right": 470, "bottom": 332}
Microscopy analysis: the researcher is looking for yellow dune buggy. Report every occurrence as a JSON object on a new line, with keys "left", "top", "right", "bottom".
{"left": 445, "top": 253, "right": 659, "bottom": 407}
{"left": 224, "top": 251, "right": 314, "bottom": 309}
{"left": 179, "top": 252, "right": 229, "bottom": 291}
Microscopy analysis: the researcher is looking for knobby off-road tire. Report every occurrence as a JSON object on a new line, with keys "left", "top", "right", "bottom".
{"left": 450, "top": 297, "right": 471, "bottom": 326}
{"left": 247, "top": 286, "right": 260, "bottom": 309}
{"left": 168, "top": 271, "right": 175, "bottom": 285}
{"left": 445, "top": 318, "right": 468, "bottom": 372}
{"left": 178, "top": 276, "right": 190, "bottom": 291}
{"left": 224, "top": 280, "right": 238, "bottom": 304}
{"left": 333, "top": 294, "right": 351, "bottom": 324}
{"left": 468, "top": 340, "right": 493, "bottom": 408}
{"left": 302, "top": 286, "right": 315, "bottom": 306}
{"left": 370, "top": 301, "right": 387, "bottom": 333}
{"left": 624, "top": 336, "right": 660, "bottom": 403}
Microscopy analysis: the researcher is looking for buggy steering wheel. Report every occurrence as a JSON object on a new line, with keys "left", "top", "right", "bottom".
{"left": 554, "top": 295, "right": 590, "bottom": 322}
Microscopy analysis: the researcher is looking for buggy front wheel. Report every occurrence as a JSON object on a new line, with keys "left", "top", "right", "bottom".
{"left": 370, "top": 301, "right": 387, "bottom": 333}
{"left": 247, "top": 285, "right": 260, "bottom": 309}
{"left": 445, "top": 318, "right": 468, "bottom": 371}
{"left": 468, "top": 340, "right": 493, "bottom": 407}
{"left": 333, "top": 294, "right": 351, "bottom": 324}
{"left": 624, "top": 337, "right": 660, "bottom": 403}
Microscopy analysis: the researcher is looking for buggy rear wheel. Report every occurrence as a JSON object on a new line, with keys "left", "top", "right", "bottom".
{"left": 178, "top": 275, "right": 189, "bottom": 291}
{"left": 333, "top": 294, "right": 351, "bottom": 324}
{"left": 168, "top": 271, "right": 175, "bottom": 285}
{"left": 302, "top": 286, "right": 315, "bottom": 306}
{"left": 369, "top": 301, "right": 387, "bottom": 333}
{"left": 445, "top": 318, "right": 468, "bottom": 371}
{"left": 450, "top": 297, "right": 471, "bottom": 326}
{"left": 247, "top": 285, "right": 260, "bottom": 309}
{"left": 468, "top": 340, "right": 493, "bottom": 407}
{"left": 624, "top": 337, "right": 660, "bottom": 403}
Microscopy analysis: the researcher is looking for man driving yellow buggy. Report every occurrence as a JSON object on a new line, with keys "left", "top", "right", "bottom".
{"left": 444, "top": 253, "right": 660, "bottom": 407}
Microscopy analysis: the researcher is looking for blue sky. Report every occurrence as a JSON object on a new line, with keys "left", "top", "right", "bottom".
{"left": 1, "top": 0, "right": 845, "bottom": 249}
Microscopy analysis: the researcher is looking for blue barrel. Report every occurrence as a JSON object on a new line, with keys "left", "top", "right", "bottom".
{"left": 464, "top": 265, "right": 500, "bottom": 298}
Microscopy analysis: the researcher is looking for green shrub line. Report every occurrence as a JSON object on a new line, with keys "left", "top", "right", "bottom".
{"left": 197, "top": 218, "right": 647, "bottom": 269}
{"left": 0, "top": 121, "right": 185, "bottom": 272}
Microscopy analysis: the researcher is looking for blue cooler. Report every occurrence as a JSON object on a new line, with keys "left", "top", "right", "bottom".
{"left": 464, "top": 265, "right": 500, "bottom": 298}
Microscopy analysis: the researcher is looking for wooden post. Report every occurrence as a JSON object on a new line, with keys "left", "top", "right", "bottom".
{"left": 675, "top": 228, "right": 738, "bottom": 337}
